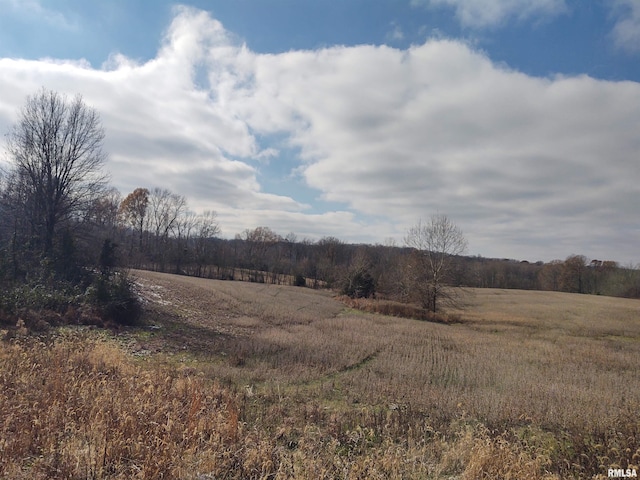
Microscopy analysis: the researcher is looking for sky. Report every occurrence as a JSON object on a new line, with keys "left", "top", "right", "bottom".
{"left": 0, "top": 0, "right": 639, "bottom": 264}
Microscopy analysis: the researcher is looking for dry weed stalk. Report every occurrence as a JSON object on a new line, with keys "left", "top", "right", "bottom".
{"left": 0, "top": 333, "right": 249, "bottom": 479}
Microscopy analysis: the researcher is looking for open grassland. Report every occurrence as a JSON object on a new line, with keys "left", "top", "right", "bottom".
{"left": 1, "top": 271, "right": 639, "bottom": 479}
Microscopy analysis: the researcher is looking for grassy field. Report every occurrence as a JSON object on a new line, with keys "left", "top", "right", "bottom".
{"left": 1, "top": 270, "right": 639, "bottom": 479}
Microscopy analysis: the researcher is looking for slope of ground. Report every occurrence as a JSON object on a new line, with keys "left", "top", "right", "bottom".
{"left": 132, "top": 271, "right": 640, "bottom": 475}
{"left": 2, "top": 269, "right": 639, "bottom": 479}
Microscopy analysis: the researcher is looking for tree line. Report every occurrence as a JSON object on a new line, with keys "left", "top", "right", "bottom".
{"left": 1, "top": 89, "right": 638, "bottom": 329}
{"left": 101, "top": 188, "right": 640, "bottom": 304}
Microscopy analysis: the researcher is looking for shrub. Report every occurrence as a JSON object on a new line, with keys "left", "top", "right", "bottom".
{"left": 0, "top": 281, "right": 81, "bottom": 317}
{"left": 86, "top": 271, "right": 141, "bottom": 326}
{"left": 98, "top": 238, "right": 118, "bottom": 276}
{"left": 342, "top": 269, "right": 376, "bottom": 299}
{"left": 0, "top": 267, "right": 141, "bottom": 329}
{"left": 338, "top": 295, "right": 460, "bottom": 323}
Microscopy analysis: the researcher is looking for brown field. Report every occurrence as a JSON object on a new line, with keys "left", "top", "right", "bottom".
{"left": 1, "top": 270, "right": 639, "bottom": 479}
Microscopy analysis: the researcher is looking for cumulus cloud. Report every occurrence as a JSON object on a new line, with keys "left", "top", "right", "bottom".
{"left": 0, "top": 6, "right": 639, "bottom": 262}
{"left": 0, "top": 7, "right": 304, "bottom": 224}
{"left": 412, "top": 0, "right": 568, "bottom": 28}
{"left": 245, "top": 41, "right": 639, "bottom": 260}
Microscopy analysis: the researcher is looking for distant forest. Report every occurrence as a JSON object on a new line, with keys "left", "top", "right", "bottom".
{"left": 117, "top": 189, "right": 640, "bottom": 300}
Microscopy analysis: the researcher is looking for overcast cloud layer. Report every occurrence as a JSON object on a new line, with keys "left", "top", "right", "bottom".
{"left": 0, "top": 6, "right": 639, "bottom": 264}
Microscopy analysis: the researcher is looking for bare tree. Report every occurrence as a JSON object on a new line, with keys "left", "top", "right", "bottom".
{"left": 148, "top": 188, "right": 186, "bottom": 242}
{"left": 4, "top": 88, "right": 107, "bottom": 258}
{"left": 193, "top": 211, "right": 221, "bottom": 277}
{"left": 559, "top": 254, "right": 588, "bottom": 293}
{"left": 342, "top": 248, "right": 376, "bottom": 298}
{"left": 240, "top": 226, "right": 281, "bottom": 281}
{"left": 405, "top": 214, "right": 468, "bottom": 312}
{"left": 316, "top": 236, "right": 346, "bottom": 287}
{"left": 89, "top": 187, "right": 122, "bottom": 236}
{"left": 145, "top": 187, "right": 186, "bottom": 270}
{"left": 119, "top": 188, "right": 149, "bottom": 251}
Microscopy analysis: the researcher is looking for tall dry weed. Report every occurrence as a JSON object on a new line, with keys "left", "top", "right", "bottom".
{"left": 0, "top": 333, "right": 251, "bottom": 479}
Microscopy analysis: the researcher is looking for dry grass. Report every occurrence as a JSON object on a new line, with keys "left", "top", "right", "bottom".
{"left": 0, "top": 332, "right": 249, "bottom": 479}
{"left": 2, "top": 271, "right": 639, "bottom": 478}
{"left": 336, "top": 295, "right": 462, "bottom": 323}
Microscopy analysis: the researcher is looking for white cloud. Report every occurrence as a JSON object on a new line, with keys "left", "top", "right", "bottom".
{"left": 0, "top": 6, "right": 639, "bottom": 263}
{"left": 610, "top": 0, "right": 640, "bottom": 53}
{"left": 222, "top": 31, "right": 640, "bottom": 261}
{"left": 413, "top": 0, "right": 568, "bottom": 28}
{"left": 0, "top": 6, "right": 305, "bottom": 225}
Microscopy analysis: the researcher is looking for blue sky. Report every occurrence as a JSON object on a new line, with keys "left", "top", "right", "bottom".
{"left": 0, "top": 0, "right": 639, "bottom": 264}
{"left": 2, "top": 1, "right": 638, "bottom": 79}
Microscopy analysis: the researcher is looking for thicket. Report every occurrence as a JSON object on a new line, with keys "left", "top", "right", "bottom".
{"left": 0, "top": 89, "right": 141, "bottom": 330}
